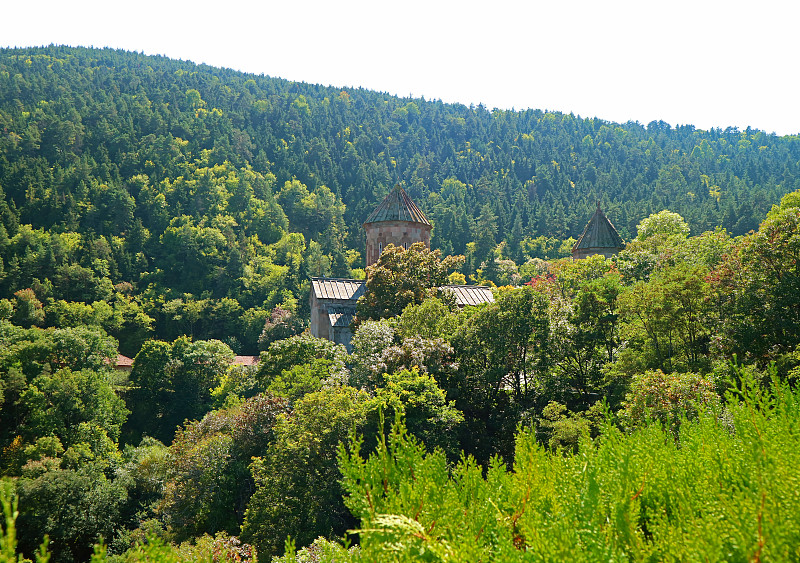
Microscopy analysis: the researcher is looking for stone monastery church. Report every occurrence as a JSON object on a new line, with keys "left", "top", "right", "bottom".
{"left": 310, "top": 187, "right": 624, "bottom": 349}
{"left": 310, "top": 186, "right": 495, "bottom": 348}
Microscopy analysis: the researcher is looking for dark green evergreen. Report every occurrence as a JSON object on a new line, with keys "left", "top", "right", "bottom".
{"left": 4, "top": 45, "right": 800, "bottom": 563}
{"left": 1, "top": 46, "right": 799, "bottom": 352}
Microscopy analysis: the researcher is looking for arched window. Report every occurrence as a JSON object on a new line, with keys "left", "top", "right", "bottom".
{"left": 378, "top": 242, "right": 383, "bottom": 255}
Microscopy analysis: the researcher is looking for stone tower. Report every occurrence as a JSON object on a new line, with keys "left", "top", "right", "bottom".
{"left": 363, "top": 185, "right": 432, "bottom": 266}
{"left": 572, "top": 203, "right": 625, "bottom": 260}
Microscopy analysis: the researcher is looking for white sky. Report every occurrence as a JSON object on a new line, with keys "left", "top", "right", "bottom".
{"left": 4, "top": 0, "right": 799, "bottom": 135}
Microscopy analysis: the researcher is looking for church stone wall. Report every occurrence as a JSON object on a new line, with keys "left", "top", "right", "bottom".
{"left": 309, "top": 292, "right": 329, "bottom": 340}
{"left": 365, "top": 220, "right": 432, "bottom": 266}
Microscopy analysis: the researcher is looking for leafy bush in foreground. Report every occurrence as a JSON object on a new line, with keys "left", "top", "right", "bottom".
{"left": 338, "top": 376, "right": 800, "bottom": 562}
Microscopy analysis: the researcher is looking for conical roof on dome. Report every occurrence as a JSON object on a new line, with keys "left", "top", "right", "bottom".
{"left": 573, "top": 204, "right": 625, "bottom": 251}
{"left": 364, "top": 185, "right": 431, "bottom": 226}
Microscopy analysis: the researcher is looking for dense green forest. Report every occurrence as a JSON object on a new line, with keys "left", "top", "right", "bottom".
{"left": 2, "top": 45, "right": 800, "bottom": 562}
{"left": 3, "top": 196, "right": 800, "bottom": 562}
{"left": 1, "top": 46, "right": 800, "bottom": 353}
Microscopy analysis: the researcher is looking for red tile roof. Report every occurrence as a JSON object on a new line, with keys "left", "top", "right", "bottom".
{"left": 116, "top": 354, "right": 134, "bottom": 367}
{"left": 233, "top": 355, "right": 259, "bottom": 366}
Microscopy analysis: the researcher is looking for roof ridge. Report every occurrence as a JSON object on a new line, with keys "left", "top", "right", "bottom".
{"left": 309, "top": 276, "right": 365, "bottom": 282}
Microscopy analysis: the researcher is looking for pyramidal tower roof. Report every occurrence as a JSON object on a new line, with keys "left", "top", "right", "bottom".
{"left": 573, "top": 203, "right": 625, "bottom": 251}
{"left": 364, "top": 185, "right": 431, "bottom": 226}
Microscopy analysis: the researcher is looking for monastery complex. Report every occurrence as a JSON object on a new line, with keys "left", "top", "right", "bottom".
{"left": 310, "top": 187, "right": 624, "bottom": 349}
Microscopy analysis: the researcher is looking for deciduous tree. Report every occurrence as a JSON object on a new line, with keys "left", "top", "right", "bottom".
{"left": 241, "top": 386, "right": 369, "bottom": 558}
{"left": 355, "top": 243, "right": 464, "bottom": 323}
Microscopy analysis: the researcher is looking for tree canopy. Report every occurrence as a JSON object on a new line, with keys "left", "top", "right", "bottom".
{"left": 4, "top": 44, "right": 800, "bottom": 563}
{"left": 1, "top": 45, "right": 799, "bottom": 355}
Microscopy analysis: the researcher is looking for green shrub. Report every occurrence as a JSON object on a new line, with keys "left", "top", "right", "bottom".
{"left": 619, "top": 369, "right": 719, "bottom": 434}
{"left": 339, "top": 376, "right": 800, "bottom": 562}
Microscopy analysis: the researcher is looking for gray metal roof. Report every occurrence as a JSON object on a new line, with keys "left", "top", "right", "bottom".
{"left": 327, "top": 306, "right": 355, "bottom": 327}
{"left": 311, "top": 278, "right": 366, "bottom": 301}
{"left": 312, "top": 278, "right": 492, "bottom": 312}
{"left": 572, "top": 205, "right": 625, "bottom": 251}
{"left": 440, "top": 285, "right": 495, "bottom": 307}
{"left": 364, "top": 185, "right": 431, "bottom": 226}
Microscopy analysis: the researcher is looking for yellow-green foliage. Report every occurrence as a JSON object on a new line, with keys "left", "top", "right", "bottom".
{"left": 339, "top": 376, "right": 800, "bottom": 562}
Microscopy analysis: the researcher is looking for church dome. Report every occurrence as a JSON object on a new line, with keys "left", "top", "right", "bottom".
{"left": 363, "top": 185, "right": 431, "bottom": 266}
{"left": 363, "top": 185, "right": 430, "bottom": 226}
{"left": 572, "top": 203, "right": 625, "bottom": 259}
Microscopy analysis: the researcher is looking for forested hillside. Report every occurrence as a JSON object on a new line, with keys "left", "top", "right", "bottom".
{"left": 1, "top": 45, "right": 799, "bottom": 352}
{"left": 3, "top": 45, "right": 800, "bottom": 563}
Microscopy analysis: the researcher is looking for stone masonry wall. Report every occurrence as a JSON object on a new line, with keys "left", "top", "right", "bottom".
{"left": 365, "top": 220, "right": 432, "bottom": 266}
